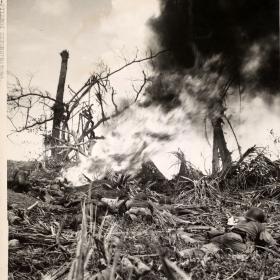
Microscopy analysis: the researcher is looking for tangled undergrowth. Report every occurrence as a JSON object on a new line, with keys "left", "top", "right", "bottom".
{"left": 8, "top": 147, "right": 280, "bottom": 280}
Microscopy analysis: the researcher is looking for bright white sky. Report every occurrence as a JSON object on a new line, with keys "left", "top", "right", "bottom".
{"left": 7, "top": 0, "right": 280, "bottom": 178}
{"left": 7, "top": 0, "right": 160, "bottom": 159}
{"left": 8, "top": 0, "right": 159, "bottom": 91}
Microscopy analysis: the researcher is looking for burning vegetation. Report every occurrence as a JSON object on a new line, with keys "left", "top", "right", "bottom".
{"left": 7, "top": 0, "right": 280, "bottom": 279}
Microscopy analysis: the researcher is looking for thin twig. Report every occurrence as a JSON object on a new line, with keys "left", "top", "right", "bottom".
{"left": 255, "top": 245, "right": 280, "bottom": 258}
{"left": 224, "top": 115, "right": 242, "bottom": 158}
{"left": 225, "top": 267, "right": 241, "bottom": 280}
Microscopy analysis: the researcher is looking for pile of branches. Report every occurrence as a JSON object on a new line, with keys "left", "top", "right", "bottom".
{"left": 221, "top": 146, "right": 280, "bottom": 191}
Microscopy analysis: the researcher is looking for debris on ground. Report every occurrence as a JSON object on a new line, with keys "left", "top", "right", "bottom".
{"left": 7, "top": 150, "right": 280, "bottom": 279}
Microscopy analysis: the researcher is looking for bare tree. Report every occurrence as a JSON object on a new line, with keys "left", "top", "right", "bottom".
{"left": 208, "top": 95, "right": 232, "bottom": 174}
{"left": 187, "top": 56, "right": 241, "bottom": 174}
{"left": 51, "top": 50, "right": 69, "bottom": 157}
{"left": 7, "top": 50, "right": 166, "bottom": 162}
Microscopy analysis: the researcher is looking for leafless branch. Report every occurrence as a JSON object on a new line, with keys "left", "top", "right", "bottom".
{"left": 8, "top": 116, "right": 54, "bottom": 133}
{"left": 224, "top": 115, "right": 242, "bottom": 158}
{"left": 46, "top": 145, "right": 88, "bottom": 157}
{"left": 8, "top": 92, "right": 58, "bottom": 104}
{"left": 132, "top": 70, "right": 148, "bottom": 102}
{"left": 7, "top": 50, "right": 168, "bottom": 160}
{"left": 67, "top": 50, "right": 167, "bottom": 109}
{"left": 99, "top": 49, "right": 167, "bottom": 81}
{"left": 111, "top": 88, "right": 118, "bottom": 114}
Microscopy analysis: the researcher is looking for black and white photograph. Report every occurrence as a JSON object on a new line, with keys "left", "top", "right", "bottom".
{"left": 4, "top": 0, "right": 280, "bottom": 279}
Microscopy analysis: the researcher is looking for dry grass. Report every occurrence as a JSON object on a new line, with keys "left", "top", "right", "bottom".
{"left": 8, "top": 150, "right": 280, "bottom": 280}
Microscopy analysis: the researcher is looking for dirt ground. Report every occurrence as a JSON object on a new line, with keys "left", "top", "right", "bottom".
{"left": 7, "top": 155, "right": 280, "bottom": 280}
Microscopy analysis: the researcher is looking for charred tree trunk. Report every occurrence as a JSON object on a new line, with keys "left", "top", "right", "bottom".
{"left": 211, "top": 117, "right": 232, "bottom": 173}
{"left": 209, "top": 96, "right": 232, "bottom": 174}
{"left": 212, "top": 125, "right": 220, "bottom": 174}
{"left": 51, "top": 50, "right": 69, "bottom": 157}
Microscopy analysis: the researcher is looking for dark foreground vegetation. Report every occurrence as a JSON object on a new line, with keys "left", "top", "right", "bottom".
{"left": 8, "top": 147, "right": 280, "bottom": 280}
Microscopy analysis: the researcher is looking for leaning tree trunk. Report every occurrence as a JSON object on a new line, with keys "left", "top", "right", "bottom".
{"left": 212, "top": 124, "right": 220, "bottom": 174}
{"left": 211, "top": 117, "right": 232, "bottom": 173}
{"left": 209, "top": 96, "right": 232, "bottom": 174}
{"left": 51, "top": 50, "right": 69, "bottom": 157}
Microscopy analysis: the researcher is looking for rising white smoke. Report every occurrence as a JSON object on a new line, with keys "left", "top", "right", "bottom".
{"left": 64, "top": 74, "right": 280, "bottom": 185}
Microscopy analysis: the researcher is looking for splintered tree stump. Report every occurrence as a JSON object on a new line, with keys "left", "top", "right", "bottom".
{"left": 211, "top": 117, "right": 232, "bottom": 174}
{"left": 51, "top": 50, "right": 69, "bottom": 158}
{"left": 176, "top": 151, "right": 204, "bottom": 180}
{"left": 136, "top": 160, "right": 166, "bottom": 183}
{"left": 135, "top": 160, "right": 171, "bottom": 193}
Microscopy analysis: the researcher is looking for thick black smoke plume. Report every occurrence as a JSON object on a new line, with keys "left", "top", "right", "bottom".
{"left": 146, "top": 0, "right": 279, "bottom": 108}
